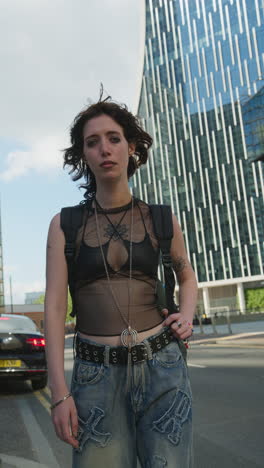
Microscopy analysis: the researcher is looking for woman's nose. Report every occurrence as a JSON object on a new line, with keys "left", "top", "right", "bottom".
{"left": 100, "top": 138, "right": 111, "bottom": 155}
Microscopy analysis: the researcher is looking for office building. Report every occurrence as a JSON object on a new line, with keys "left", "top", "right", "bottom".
{"left": 133, "top": 0, "right": 264, "bottom": 314}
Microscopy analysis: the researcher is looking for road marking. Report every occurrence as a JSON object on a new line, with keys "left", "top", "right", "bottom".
{"left": 43, "top": 386, "right": 51, "bottom": 399}
{"left": 34, "top": 390, "right": 51, "bottom": 415}
{"left": 202, "top": 343, "right": 264, "bottom": 349}
{"left": 17, "top": 398, "right": 60, "bottom": 468}
{"left": 188, "top": 363, "right": 206, "bottom": 368}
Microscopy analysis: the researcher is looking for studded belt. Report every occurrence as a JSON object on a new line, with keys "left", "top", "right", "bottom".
{"left": 75, "top": 328, "right": 173, "bottom": 365}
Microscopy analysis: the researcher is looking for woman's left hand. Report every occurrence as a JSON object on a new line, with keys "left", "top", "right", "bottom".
{"left": 162, "top": 308, "right": 193, "bottom": 340}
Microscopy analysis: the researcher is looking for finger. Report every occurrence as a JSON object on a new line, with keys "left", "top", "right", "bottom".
{"left": 170, "top": 319, "right": 187, "bottom": 335}
{"left": 52, "top": 409, "right": 79, "bottom": 449}
{"left": 170, "top": 320, "right": 185, "bottom": 333}
{"left": 61, "top": 421, "right": 79, "bottom": 448}
{"left": 164, "top": 313, "right": 182, "bottom": 326}
{"left": 70, "top": 408, "right": 79, "bottom": 439}
{"left": 172, "top": 325, "right": 193, "bottom": 340}
{"left": 161, "top": 308, "right": 169, "bottom": 317}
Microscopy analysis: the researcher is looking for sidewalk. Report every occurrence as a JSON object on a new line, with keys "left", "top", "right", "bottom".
{"left": 0, "top": 454, "right": 49, "bottom": 468}
{"left": 191, "top": 331, "right": 264, "bottom": 348}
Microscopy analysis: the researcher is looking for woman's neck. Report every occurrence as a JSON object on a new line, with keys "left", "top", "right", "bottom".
{"left": 95, "top": 183, "right": 132, "bottom": 210}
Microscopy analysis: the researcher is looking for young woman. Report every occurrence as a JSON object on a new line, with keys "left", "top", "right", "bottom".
{"left": 44, "top": 99, "right": 197, "bottom": 468}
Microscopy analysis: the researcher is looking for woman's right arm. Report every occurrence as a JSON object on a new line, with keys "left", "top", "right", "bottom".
{"left": 44, "top": 213, "right": 78, "bottom": 449}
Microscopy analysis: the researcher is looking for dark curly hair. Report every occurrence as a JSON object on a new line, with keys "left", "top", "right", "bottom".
{"left": 63, "top": 98, "right": 153, "bottom": 199}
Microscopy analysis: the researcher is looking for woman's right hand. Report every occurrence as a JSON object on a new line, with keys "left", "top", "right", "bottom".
{"left": 51, "top": 395, "right": 79, "bottom": 449}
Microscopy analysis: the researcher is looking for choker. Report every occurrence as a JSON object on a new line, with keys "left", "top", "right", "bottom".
{"left": 93, "top": 198, "right": 134, "bottom": 214}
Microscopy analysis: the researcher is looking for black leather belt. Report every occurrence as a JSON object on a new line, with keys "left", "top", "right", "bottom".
{"left": 76, "top": 328, "right": 173, "bottom": 365}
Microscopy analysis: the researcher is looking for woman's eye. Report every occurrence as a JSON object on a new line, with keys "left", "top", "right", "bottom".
{"left": 86, "top": 140, "right": 97, "bottom": 148}
{"left": 110, "top": 136, "right": 120, "bottom": 143}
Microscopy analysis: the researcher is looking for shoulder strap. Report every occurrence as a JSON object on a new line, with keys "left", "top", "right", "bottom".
{"left": 60, "top": 202, "right": 90, "bottom": 317}
{"left": 149, "top": 204, "right": 178, "bottom": 315}
{"left": 150, "top": 204, "right": 186, "bottom": 361}
{"left": 60, "top": 204, "right": 85, "bottom": 261}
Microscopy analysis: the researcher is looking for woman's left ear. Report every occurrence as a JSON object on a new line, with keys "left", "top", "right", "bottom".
{"left": 128, "top": 143, "right": 136, "bottom": 156}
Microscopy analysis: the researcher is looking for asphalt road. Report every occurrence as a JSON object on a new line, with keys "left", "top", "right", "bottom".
{"left": 188, "top": 344, "right": 264, "bottom": 468}
{"left": 0, "top": 339, "right": 263, "bottom": 468}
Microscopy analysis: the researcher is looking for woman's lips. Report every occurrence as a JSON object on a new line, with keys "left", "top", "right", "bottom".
{"left": 100, "top": 161, "right": 116, "bottom": 168}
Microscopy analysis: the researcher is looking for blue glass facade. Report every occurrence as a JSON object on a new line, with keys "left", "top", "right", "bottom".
{"left": 133, "top": 0, "right": 264, "bottom": 309}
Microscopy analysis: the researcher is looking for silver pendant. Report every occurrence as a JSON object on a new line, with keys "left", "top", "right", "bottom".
{"left": 121, "top": 326, "right": 138, "bottom": 349}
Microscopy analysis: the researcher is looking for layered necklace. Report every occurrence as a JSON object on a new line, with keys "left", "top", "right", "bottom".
{"left": 94, "top": 197, "right": 138, "bottom": 350}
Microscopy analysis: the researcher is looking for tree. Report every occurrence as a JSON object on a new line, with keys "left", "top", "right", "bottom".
{"left": 244, "top": 288, "right": 264, "bottom": 311}
{"left": 34, "top": 290, "right": 75, "bottom": 323}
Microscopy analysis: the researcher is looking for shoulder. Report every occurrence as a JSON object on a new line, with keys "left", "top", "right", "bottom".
{"left": 48, "top": 203, "right": 85, "bottom": 239}
{"left": 47, "top": 213, "right": 64, "bottom": 245}
{"left": 171, "top": 213, "right": 182, "bottom": 233}
{"left": 48, "top": 212, "right": 61, "bottom": 231}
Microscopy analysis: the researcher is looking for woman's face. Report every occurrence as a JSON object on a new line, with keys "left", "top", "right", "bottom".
{"left": 82, "top": 114, "right": 135, "bottom": 184}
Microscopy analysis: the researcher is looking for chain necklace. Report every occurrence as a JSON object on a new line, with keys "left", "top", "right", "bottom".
{"left": 94, "top": 197, "right": 138, "bottom": 350}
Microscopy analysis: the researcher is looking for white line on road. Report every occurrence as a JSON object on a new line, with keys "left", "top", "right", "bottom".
{"left": 17, "top": 398, "right": 60, "bottom": 468}
{"left": 188, "top": 363, "right": 207, "bottom": 368}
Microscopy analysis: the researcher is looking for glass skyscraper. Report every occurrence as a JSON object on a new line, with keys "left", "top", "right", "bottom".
{"left": 133, "top": 0, "right": 264, "bottom": 314}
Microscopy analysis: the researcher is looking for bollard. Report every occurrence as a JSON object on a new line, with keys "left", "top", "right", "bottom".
{"left": 226, "top": 311, "right": 233, "bottom": 334}
{"left": 198, "top": 314, "right": 204, "bottom": 334}
{"left": 211, "top": 315, "right": 218, "bottom": 334}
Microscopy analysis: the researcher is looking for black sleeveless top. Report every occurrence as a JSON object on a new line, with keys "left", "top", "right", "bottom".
{"left": 73, "top": 198, "right": 163, "bottom": 336}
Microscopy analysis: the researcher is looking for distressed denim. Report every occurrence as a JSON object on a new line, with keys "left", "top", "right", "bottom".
{"left": 71, "top": 329, "right": 193, "bottom": 468}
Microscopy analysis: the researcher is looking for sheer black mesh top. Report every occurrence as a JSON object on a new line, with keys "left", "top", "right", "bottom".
{"left": 73, "top": 198, "right": 163, "bottom": 336}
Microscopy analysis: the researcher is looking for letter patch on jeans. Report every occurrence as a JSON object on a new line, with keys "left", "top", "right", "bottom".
{"left": 75, "top": 406, "right": 111, "bottom": 453}
{"left": 152, "top": 390, "right": 191, "bottom": 445}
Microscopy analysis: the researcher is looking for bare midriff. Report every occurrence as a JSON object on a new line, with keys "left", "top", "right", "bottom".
{"left": 78, "top": 321, "right": 165, "bottom": 346}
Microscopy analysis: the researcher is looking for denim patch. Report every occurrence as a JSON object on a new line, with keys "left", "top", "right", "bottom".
{"left": 75, "top": 406, "right": 112, "bottom": 453}
{"left": 152, "top": 389, "right": 191, "bottom": 445}
{"left": 146, "top": 455, "right": 167, "bottom": 467}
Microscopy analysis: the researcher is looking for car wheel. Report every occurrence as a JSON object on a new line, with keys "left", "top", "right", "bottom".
{"left": 31, "top": 375, "right": 48, "bottom": 390}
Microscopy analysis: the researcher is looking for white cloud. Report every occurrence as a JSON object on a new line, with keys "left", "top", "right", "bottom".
{"left": 0, "top": 135, "right": 65, "bottom": 180}
{"left": 0, "top": 0, "right": 142, "bottom": 182}
{"left": 0, "top": 0, "right": 142, "bottom": 144}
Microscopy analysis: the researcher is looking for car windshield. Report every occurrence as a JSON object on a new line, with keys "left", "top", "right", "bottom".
{"left": 0, "top": 316, "right": 38, "bottom": 333}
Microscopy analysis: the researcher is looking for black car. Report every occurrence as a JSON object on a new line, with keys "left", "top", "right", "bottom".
{"left": 0, "top": 313, "right": 48, "bottom": 390}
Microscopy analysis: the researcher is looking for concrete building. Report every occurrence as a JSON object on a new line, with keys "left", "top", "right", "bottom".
{"left": 132, "top": 0, "right": 264, "bottom": 315}
{"left": 25, "top": 291, "right": 45, "bottom": 305}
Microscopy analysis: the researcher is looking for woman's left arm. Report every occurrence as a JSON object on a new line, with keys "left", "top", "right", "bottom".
{"left": 163, "top": 214, "right": 198, "bottom": 340}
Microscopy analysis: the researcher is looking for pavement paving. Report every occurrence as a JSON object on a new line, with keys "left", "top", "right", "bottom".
{"left": 190, "top": 331, "right": 264, "bottom": 347}
{"left": 0, "top": 454, "right": 50, "bottom": 468}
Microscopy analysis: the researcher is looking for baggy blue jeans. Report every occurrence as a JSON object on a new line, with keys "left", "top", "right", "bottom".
{"left": 71, "top": 329, "right": 193, "bottom": 468}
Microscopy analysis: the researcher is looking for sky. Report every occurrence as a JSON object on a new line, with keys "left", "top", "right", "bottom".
{"left": 0, "top": 0, "right": 143, "bottom": 304}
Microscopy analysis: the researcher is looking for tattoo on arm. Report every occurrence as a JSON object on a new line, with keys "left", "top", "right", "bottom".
{"left": 173, "top": 256, "right": 187, "bottom": 274}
